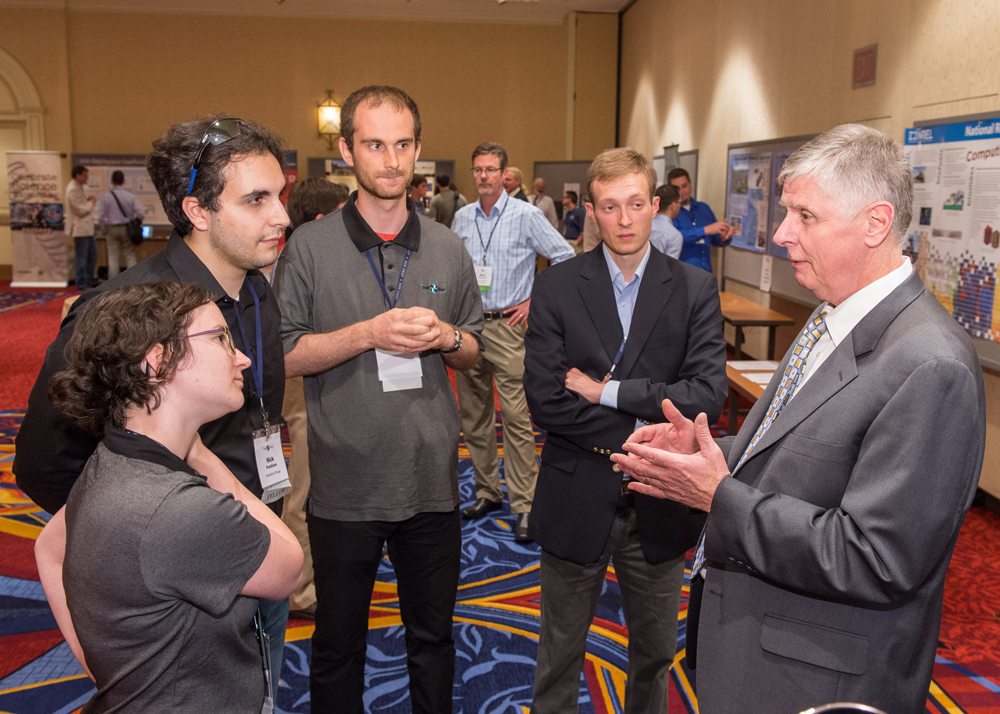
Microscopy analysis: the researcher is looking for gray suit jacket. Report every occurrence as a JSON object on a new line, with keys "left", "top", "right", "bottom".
{"left": 697, "top": 271, "right": 986, "bottom": 714}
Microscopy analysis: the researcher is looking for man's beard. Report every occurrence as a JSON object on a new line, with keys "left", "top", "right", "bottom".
{"left": 355, "top": 162, "right": 412, "bottom": 201}
{"left": 209, "top": 222, "right": 280, "bottom": 271}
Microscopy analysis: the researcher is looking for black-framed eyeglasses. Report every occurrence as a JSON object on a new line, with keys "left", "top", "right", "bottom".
{"left": 471, "top": 167, "right": 502, "bottom": 176}
{"left": 182, "top": 326, "right": 237, "bottom": 355}
{"left": 186, "top": 118, "right": 246, "bottom": 195}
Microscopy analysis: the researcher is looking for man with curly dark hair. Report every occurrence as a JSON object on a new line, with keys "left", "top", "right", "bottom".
{"left": 16, "top": 115, "right": 294, "bottom": 681}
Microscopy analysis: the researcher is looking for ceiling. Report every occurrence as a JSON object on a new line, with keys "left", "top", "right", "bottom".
{"left": 1, "top": 0, "right": 634, "bottom": 25}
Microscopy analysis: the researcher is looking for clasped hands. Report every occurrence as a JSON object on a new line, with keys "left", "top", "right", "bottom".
{"left": 610, "top": 399, "right": 731, "bottom": 512}
{"left": 369, "top": 307, "right": 455, "bottom": 353}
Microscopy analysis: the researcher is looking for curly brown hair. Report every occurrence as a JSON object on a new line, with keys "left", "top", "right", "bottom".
{"left": 49, "top": 281, "right": 214, "bottom": 435}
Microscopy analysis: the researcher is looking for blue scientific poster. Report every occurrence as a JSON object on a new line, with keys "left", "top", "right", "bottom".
{"left": 725, "top": 151, "right": 771, "bottom": 252}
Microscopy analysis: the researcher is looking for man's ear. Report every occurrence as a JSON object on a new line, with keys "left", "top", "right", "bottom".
{"left": 182, "top": 196, "right": 211, "bottom": 234}
{"left": 585, "top": 202, "right": 596, "bottom": 223}
{"left": 315, "top": 213, "right": 325, "bottom": 221}
{"left": 414, "top": 140, "right": 421, "bottom": 162}
{"left": 863, "top": 201, "right": 895, "bottom": 248}
{"left": 339, "top": 136, "right": 354, "bottom": 167}
{"left": 651, "top": 196, "right": 660, "bottom": 214}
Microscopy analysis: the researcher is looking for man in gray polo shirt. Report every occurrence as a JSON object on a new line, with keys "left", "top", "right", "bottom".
{"left": 273, "top": 85, "right": 483, "bottom": 714}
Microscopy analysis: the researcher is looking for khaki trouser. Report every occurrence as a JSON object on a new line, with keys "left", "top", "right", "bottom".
{"left": 282, "top": 376, "right": 315, "bottom": 611}
{"left": 104, "top": 224, "right": 137, "bottom": 278}
{"left": 455, "top": 319, "right": 538, "bottom": 514}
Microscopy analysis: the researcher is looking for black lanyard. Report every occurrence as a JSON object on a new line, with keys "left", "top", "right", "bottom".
{"left": 229, "top": 278, "right": 269, "bottom": 430}
{"left": 603, "top": 336, "right": 628, "bottom": 382}
{"left": 475, "top": 202, "right": 506, "bottom": 266}
{"left": 365, "top": 247, "right": 411, "bottom": 310}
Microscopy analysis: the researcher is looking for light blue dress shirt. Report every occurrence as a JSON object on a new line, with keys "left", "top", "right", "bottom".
{"left": 598, "top": 242, "right": 651, "bottom": 416}
{"left": 452, "top": 189, "right": 575, "bottom": 310}
{"left": 649, "top": 214, "right": 683, "bottom": 259}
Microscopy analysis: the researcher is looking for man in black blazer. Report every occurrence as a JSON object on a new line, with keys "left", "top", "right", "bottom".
{"left": 614, "top": 125, "right": 987, "bottom": 713}
{"left": 523, "top": 149, "right": 728, "bottom": 714}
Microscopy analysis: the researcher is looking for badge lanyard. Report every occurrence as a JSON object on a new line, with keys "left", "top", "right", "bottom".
{"left": 230, "top": 278, "right": 269, "bottom": 431}
{"left": 365, "top": 248, "right": 411, "bottom": 310}
{"left": 603, "top": 336, "right": 628, "bottom": 383}
{"left": 475, "top": 203, "right": 506, "bottom": 266}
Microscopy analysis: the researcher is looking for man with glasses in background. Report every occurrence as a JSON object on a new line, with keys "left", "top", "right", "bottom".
{"left": 450, "top": 142, "right": 575, "bottom": 542}
{"left": 16, "top": 115, "right": 294, "bottom": 683}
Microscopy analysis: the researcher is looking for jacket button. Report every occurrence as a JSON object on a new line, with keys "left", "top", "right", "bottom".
{"left": 592, "top": 447, "right": 598, "bottom": 452}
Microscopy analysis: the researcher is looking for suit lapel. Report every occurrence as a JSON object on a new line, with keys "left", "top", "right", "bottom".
{"left": 619, "top": 251, "right": 673, "bottom": 379}
{"left": 578, "top": 249, "right": 624, "bottom": 365}
{"left": 731, "top": 270, "right": 926, "bottom": 475}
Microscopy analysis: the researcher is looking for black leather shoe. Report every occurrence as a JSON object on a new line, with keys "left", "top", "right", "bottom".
{"left": 514, "top": 512, "right": 532, "bottom": 543}
{"left": 461, "top": 498, "right": 502, "bottom": 519}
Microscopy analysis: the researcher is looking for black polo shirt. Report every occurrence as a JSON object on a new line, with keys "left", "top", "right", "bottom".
{"left": 14, "top": 230, "right": 285, "bottom": 513}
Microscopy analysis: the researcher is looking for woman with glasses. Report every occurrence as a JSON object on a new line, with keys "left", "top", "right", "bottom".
{"left": 33, "top": 280, "right": 303, "bottom": 713}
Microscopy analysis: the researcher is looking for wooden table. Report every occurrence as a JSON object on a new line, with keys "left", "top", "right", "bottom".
{"left": 725, "top": 363, "right": 776, "bottom": 434}
{"left": 719, "top": 292, "right": 796, "bottom": 360}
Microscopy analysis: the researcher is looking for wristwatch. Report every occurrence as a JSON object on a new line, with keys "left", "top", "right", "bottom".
{"left": 440, "top": 327, "right": 462, "bottom": 354}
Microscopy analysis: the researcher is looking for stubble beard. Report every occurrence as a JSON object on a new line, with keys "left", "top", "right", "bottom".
{"left": 355, "top": 162, "right": 413, "bottom": 202}
{"left": 209, "top": 222, "right": 280, "bottom": 271}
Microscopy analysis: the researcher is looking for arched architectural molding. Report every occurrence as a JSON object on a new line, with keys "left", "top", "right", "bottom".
{"left": 0, "top": 47, "right": 45, "bottom": 150}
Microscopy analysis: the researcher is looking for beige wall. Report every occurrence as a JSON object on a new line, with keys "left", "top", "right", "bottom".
{"left": 0, "top": 6, "right": 618, "bottom": 267}
{"left": 619, "top": 0, "right": 1000, "bottom": 496}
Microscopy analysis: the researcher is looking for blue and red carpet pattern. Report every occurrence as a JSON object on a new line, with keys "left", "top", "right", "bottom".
{"left": 1, "top": 288, "right": 1000, "bottom": 712}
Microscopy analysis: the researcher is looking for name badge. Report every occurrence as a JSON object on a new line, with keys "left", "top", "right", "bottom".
{"left": 376, "top": 349, "right": 423, "bottom": 392}
{"left": 253, "top": 424, "right": 291, "bottom": 504}
{"left": 475, "top": 265, "right": 493, "bottom": 291}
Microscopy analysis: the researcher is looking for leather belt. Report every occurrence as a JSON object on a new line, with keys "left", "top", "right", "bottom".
{"left": 483, "top": 310, "right": 506, "bottom": 320}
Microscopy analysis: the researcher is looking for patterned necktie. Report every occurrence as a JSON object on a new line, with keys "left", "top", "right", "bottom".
{"left": 691, "top": 311, "right": 829, "bottom": 575}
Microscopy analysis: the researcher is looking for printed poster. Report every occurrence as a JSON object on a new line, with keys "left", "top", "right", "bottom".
{"left": 905, "top": 119, "right": 1000, "bottom": 342}
{"left": 726, "top": 151, "right": 772, "bottom": 253}
{"left": 71, "top": 154, "right": 169, "bottom": 226}
{"left": 6, "top": 150, "right": 67, "bottom": 287}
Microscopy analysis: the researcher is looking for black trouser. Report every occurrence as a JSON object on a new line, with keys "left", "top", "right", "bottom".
{"left": 308, "top": 508, "right": 461, "bottom": 714}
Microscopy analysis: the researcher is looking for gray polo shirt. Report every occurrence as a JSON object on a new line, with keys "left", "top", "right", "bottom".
{"left": 274, "top": 195, "right": 484, "bottom": 522}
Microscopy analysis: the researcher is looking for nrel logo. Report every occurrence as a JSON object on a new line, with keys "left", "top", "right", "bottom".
{"left": 907, "top": 128, "right": 934, "bottom": 143}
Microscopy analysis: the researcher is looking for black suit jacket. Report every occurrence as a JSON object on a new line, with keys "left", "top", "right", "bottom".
{"left": 523, "top": 245, "right": 728, "bottom": 565}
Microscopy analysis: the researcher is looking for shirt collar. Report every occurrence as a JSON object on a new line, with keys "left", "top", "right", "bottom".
{"left": 342, "top": 191, "right": 422, "bottom": 253}
{"left": 602, "top": 241, "right": 651, "bottom": 286}
{"left": 102, "top": 423, "right": 201, "bottom": 478}
{"left": 476, "top": 187, "right": 510, "bottom": 219}
{"left": 166, "top": 230, "right": 267, "bottom": 304}
{"left": 822, "top": 258, "right": 914, "bottom": 348}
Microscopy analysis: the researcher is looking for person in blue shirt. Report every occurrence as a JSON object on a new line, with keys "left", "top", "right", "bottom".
{"left": 667, "top": 167, "right": 734, "bottom": 272}
{"left": 561, "top": 190, "right": 586, "bottom": 248}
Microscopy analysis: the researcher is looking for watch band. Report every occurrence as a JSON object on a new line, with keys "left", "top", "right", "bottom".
{"left": 440, "top": 327, "right": 462, "bottom": 354}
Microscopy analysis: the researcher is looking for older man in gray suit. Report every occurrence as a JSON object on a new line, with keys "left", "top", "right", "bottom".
{"left": 613, "top": 124, "right": 987, "bottom": 714}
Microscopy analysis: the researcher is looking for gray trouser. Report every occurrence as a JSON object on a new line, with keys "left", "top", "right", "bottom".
{"left": 531, "top": 493, "right": 685, "bottom": 714}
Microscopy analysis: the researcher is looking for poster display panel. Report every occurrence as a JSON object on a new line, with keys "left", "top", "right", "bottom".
{"left": 71, "top": 154, "right": 168, "bottom": 226}
{"left": 6, "top": 150, "right": 67, "bottom": 287}
{"left": 768, "top": 150, "right": 794, "bottom": 260}
{"left": 725, "top": 150, "right": 771, "bottom": 252}
{"left": 905, "top": 119, "right": 1000, "bottom": 342}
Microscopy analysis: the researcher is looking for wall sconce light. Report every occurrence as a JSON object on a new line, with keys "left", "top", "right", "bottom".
{"left": 318, "top": 90, "right": 341, "bottom": 151}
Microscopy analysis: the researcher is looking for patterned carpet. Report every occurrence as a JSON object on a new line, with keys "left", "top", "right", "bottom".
{"left": 1, "top": 288, "right": 999, "bottom": 713}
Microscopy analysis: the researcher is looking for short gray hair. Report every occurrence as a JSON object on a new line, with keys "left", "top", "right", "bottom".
{"left": 777, "top": 124, "right": 913, "bottom": 241}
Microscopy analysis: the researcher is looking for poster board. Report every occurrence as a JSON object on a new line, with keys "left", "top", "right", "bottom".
{"left": 907, "top": 111, "right": 1000, "bottom": 366}
{"left": 71, "top": 154, "right": 168, "bottom": 225}
{"left": 7, "top": 150, "right": 67, "bottom": 287}
{"left": 722, "top": 134, "right": 818, "bottom": 303}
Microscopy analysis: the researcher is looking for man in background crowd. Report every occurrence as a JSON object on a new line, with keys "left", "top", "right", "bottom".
{"left": 667, "top": 167, "right": 733, "bottom": 272}
{"left": 17, "top": 114, "right": 294, "bottom": 683}
{"left": 528, "top": 178, "right": 559, "bottom": 229}
{"left": 273, "top": 85, "right": 483, "bottom": 714}
{"left": 524, "top": 149, "right": 727, "bottom": 714}
{"left": 649, "top": 183, "right": 683, "bottom": 259}
{"left": 98, "top": 170, "right": 144, "bottom": 278}
{"left": 65, "top": 165, "right": 98, "bottom": 289}
{"left": 280, "top": 177, "right": 349, "bottom": 621}
{"left": 504, "top": 166, "right": 528, "bottom": 201}
{"left": 451, "top": 142, "right": 575, "bottom": 542}
{"left": 428, "top": 173, "right": 467, "bottom": 228}
{"left": 562, "top": 190, "right": 586, "bottom": 252}
{"left": 410, "top": 174, "right": 429, "bottom": 214}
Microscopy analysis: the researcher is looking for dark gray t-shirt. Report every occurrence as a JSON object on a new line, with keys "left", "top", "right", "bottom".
{"left": 63, "top": 426, "right": 270, "bottom": 713}
{"left": 274, "top": 198, "right": 484, "bottom": 521}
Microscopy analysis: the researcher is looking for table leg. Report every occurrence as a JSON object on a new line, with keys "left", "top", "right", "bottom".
{"left": 733, "top": 326, "right": 744, "bottom": 360}
{"left": 767, "top": 326, "right": 777, "bottom": 361}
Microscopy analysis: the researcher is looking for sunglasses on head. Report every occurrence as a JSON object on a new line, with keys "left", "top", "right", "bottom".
{"left": 186, "top": 118, "right": 246, "bottom": 195}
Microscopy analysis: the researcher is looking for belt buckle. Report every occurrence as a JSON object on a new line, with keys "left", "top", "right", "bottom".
{"left": 620, "top": 478, "right": 634, "bottom": 495}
